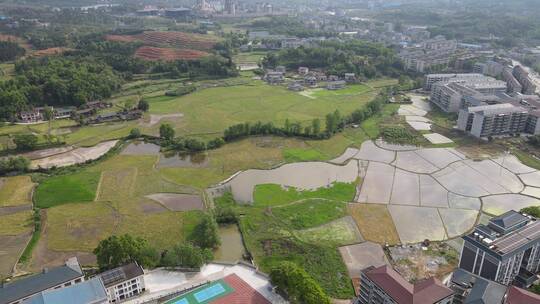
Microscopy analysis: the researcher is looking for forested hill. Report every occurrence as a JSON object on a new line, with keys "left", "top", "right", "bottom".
{"left": 0, "top": 57, "right": 122, "bottom": 121}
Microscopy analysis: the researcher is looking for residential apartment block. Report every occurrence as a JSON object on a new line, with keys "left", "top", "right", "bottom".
{"left": 457, "top": 95, "right": 540, "bottom": 138}
{"left": 503, "top": 67, "right": 523, "bottom": 94}
{"left": 424, "top": 73, "right": 485, "bottom": 91}
{"left": 456, "top": 103, "right": 530, "bottom": 138}
{"left": 98, "top": 262, "right": 145, "bottom": 303}
{"left": 426, "top": 73, "right": 508, "bottom": 113}
{"left": 458, "top": 211, "right": 540, "bottom": 286}
{"left": 399, "top": 36, "right": 457, "bottom": 73}
{"left": 0, "top": 258, "right": 84, "bottom": 304}
{"left": 357, "top": 265, "right": 454, "bottom": 304}
{"left": 513, "top": 65, "right": 538, "bottom": 95}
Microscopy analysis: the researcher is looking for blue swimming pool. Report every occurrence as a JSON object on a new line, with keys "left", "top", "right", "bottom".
{"left": 193, "top": 283, "right": 226, "bottom": 302}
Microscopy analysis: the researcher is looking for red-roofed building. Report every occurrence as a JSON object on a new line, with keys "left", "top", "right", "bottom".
{"left": 505, "top": 286, "right": 540, "bottom": 304}
{"left": 357, "top": 265, "right": 454, "bottom": 304}
{"left": 211, "top": 274, "right": 271, "bottom": 304}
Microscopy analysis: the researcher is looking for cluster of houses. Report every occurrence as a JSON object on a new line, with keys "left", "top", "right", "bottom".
{"left": 0, "top": 258, "right": 145, "bottom": 304}
{"left": 17, "top": 101, "right": 143, "bottom": 126}
{"left": 263, "top": 65, "right": 357, "bottom": 91}
{"left": 18, "top": 101, "right": 112, "bottom": 124}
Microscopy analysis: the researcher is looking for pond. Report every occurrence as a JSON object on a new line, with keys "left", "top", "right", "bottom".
{"left": 121, "top": 141, "right": 209, "bottom": 168}
{"left": 121, "top": 141, "right": 161, "bottom": 155}
{"left": 157, "top": 151, "right": 209, "bottom": 168}
{"left": 213, "top": 224, "right": 248, "bottom": 263}
{"left": 225, "top": 160, "right": 359, "bottom": 202}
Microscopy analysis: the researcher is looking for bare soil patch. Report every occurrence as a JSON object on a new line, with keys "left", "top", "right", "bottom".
{"left": 0, "top": 204, "right": 32, "bottom": 216}
{"left": 146, "top": 193, "right": 204, "bottom": 211}
{"left": 135, "top": 46, "right": 209, "bottom": 61}
{"left": 106, "top": 31, "right": 218, "bottom": 50}
{"left": 32, "top": 47, "right": 71, "bottom": 57}
{"left": 0, "top": 233, "right": 31, "bottom": 279}
{"left": 389, "top": 242, "right": 458, "bottom": 282}
{"left": 139, "top": 199, "right": 168, "bottom": 214}
{"left": 26, "top": 210, "right": 96, "bottom": 273}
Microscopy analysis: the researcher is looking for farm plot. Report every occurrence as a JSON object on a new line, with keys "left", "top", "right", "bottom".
{"left": 0, "top": 176, "right": 35, "bottom": 207}
{"left": 135, "top": 46, "right": 209, "bottom": 61}
{"left": 35, "top": 171, "right": 100, "bottom": 208}
{"left": 106, "top": 31, "right": 219, "bottom": 50}
{"left": 146, "top": 193, "right": 205, "bottom": 211}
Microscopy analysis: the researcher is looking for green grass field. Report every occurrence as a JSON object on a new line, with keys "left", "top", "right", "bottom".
{"left": 146, "top": 79, "right": 386, "bottom": 137}
{"left": 34, "top": 171, "right": 101, "bottom": 208}
{"left": 272, "top": 199, "right": 347, "bottom": 229}
{"left": 253, "top": 182, "right": 356, "bottom": 207}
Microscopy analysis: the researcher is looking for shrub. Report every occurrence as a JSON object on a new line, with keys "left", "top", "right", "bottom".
{"left": 270, "top": 261, "right": 331, "bottom": 304}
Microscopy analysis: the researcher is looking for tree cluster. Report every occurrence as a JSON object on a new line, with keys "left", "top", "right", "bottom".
{"left": 0, "top": 156, "right": 30, "bottom": 175}
{"left": 0, "top": 41, "right": 26, "bottom": 62}
{"left": 0, "top": 56, "right": 123, "bottom": 121}
{"left": 270, "top": 261, "right": 331, "bottom": 304}
{"left": 151, "top": 55, "right": 238, "bottom": 79}
{"left": 263, "top": 40, "right": 403, "bottom": 79}
{"left": 94, "top": 214, "right": 221, "bottom": 270}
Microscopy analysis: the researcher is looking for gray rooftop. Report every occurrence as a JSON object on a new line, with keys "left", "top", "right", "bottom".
{"left": 0, "top": 258, "right": 83, "bottom": 304}
{"left": 22, "top": 277, "right": 107, "bottom": 304}
{"left": 98, "top": 262, "right": 144, "bottom": 288}
{"left": 490, "top": 210, "right": 530, "bottom": 231}
{"left": 451, "top": 269, "right": 507, "bottom": 304}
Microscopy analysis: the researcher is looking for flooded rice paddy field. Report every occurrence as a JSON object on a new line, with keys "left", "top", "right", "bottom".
{"left": 218, "top": 140, "right": 540, "bottom": 244}
{"left": 121, "top": 141, "right": 209, "bottom": 168}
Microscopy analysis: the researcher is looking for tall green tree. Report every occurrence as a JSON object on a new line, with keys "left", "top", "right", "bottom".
{"left": 13, "top": 134, "right": 38, "bottom": 151}
{"left": 189, "top": 214, "right": 221, "bottom": 249}
{"left": 93, "top": 234, "right": 159, "bottom": 270}
{"left": 43, "top": 106, "right": 54, "bottom": 144}
{"left": 312, "top": 119, "right": 321, "bottom": 135}
{"left": 159, "top": 123, "right": 175, "bottom": 141}
{"left": 161, "top": 243, "right": 213, "bottom": 268}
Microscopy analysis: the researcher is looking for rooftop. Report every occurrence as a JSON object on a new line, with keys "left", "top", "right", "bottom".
{"left": 465, "top": 212, "right": 540, "bottom": 257}
{"left": 363, "top": 265, "right": 453, "bottom": 304}
{"left": 450, "top": 268, "right": 507, "bottom": 304}
{"left": 505, "top": 286, "right": 540, "bottom": 304}
{"left": 22, "top": 277, "right": 107, "bottom": 304}
{"left": 98, "top": 262, "right": 144, "bottom": 288}
{"left": 0, "top": 258, "right": 83, "bottom": 304}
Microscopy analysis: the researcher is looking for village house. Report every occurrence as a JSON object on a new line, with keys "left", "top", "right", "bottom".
{"left": 304, "top": 75, "right": 318, "bottom": 87}
{"left": 328, "top": 75, "right": 340, "bottom": 81}
{"left": 264, "top": 71, "right": 285, "bottom": 85}
{"left": 97, "top": 262, "right": 145, "bottom": 303}
{"left": 275, "top": 66, "right": 286, "bottom": 73}
{"left": 327, "top": 80, "right": 346, "bottom": 90}
{"left": 298, "top": 66, "right": 309, "bottom": 75}
{"left": 288, "top": 82, "right": 304, "bottom": 91}
{"left": 19, "top": 109, "right": 43, "bottom": 123}
{"left": 345, "top": 73, "right": 357, "bottom": 83}
{"left": 53, "top": 107, "right": 76, "bottom": 119}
